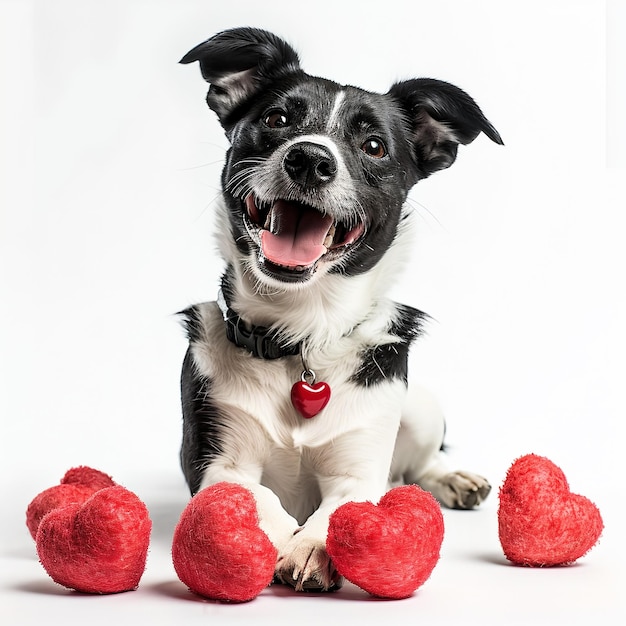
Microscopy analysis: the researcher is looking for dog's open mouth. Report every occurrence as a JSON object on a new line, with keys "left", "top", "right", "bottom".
{"left": 245, "top": 196, "right": 365, "bottom": 272}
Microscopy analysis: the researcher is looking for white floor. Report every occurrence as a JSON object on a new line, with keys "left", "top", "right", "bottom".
{"left": 1, "top": 1, "right": 624, "bottom": 624}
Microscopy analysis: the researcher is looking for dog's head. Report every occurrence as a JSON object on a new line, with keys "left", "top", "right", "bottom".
{"left": 181, "top": 28, "right": 502, "bottom": 289}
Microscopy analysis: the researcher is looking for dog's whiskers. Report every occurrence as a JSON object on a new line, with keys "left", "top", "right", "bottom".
{"left": 353, "top": 198, "right": 368, "bottom": 229}
{"left": 227, "top": 172, "right": 257, "bottom": 198}
{"left": 226, "top": 158, "right": 268, "bottom": 198}
{"left": 405, "top": 196, "right": 447, "bottom": 231}
{"left": 180, "top": 159, "right": 225, "bottom": 172}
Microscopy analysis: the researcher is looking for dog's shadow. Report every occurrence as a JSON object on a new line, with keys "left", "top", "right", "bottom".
{"left": 150, "top": 578, "right": 403, "bottom": 603}
{"left": 267, "top": 580, "right": 374, "bottom": 602}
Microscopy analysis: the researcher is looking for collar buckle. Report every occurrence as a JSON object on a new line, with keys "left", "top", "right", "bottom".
{"left": 218, "top": 289, "right": 300, "bottom": 360}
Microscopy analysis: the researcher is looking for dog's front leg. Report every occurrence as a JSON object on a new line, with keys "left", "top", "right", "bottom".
{"left": 275, "top": 425, "right": 398, "bottom": 591}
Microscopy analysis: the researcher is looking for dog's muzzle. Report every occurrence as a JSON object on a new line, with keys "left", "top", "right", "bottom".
{"left": 237, "top": 139, "right": 365, "bottom": 282}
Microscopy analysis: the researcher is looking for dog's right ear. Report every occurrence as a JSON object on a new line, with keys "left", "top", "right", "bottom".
{"left": 388, "top": 79, "right": 503, "bottom": 178}
{"left": 180, "top": 28, "right": 301, "bottom": 127}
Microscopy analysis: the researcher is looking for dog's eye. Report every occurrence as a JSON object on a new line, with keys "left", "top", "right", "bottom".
{"left": 264, "top": 110, "right": 289, "bottom": 129}
{"left": 361, "top": 138, "right": 387, "bottom": 159}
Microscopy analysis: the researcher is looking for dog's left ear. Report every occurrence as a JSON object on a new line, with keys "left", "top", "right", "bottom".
{"left": 388, "top": 79, "right": 503, "bottom": 177}
{"left": 180, "top": 28, "right": 301, "bottom": 128}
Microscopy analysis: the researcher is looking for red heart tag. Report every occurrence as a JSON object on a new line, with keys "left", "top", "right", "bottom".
{"left": 36, "top": 486, "right": 151, "bottom": 593}
{"left": 498, "top": 454, "right": 604, "bottom": 566}
{"left": 172, "top": 482, "right": 277, "bottom": 602}
{"left": 326, "top": 485, "right": 444, "bottom": 599}
{"left": 290, "top": 380, "right": 331, "bottom": 418}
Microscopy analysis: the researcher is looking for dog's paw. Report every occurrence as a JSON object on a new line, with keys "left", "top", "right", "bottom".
{"left": 275, "top": 536, "right": 342, "bottom": 592}
{"left": 439, "top": 471, "right": 491, "bottom": 509}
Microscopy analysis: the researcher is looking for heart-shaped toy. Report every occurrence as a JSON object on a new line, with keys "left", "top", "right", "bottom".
{"left": 26, "top": 466, "right": 116, "bottom": 539}
{"left": 36, "top": 485, "right": 152, "bottom": 593}
{"left": 498, "top": 454, "right": 603, "bottom": 566}
{"left": 290, "top": 380, "right": 331, "bottom": 418}
{"left": 326, "top": 485, "right": 444, "bottom": 599}
{"left": 61, "top": 466, "right": 117, "bottom": 491}
{"left": 172, "top": 482, "right": 278, "bottom": 602}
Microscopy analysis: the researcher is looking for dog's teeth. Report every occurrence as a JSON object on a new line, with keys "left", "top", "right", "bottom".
{"left": 323, "top": 224, "right": 336, "bottom": 248}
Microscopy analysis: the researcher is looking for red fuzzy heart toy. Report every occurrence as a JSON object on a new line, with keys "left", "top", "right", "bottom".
{"left": 172, "top": 482, "right": 278, "bottom": 602}
{"left": 326, "top": 485, "right": 444, "bottom": 599}
{"left": 498, "top": 454, "right": 603, "bottom": 566}
{"left": 27, "top": 467, "right": 151, "bottom": 594}
{"left": 26, "top": 466, "right": 116, "bottom": 539}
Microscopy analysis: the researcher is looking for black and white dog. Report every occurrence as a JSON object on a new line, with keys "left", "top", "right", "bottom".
{"left": 179, "top": 28, "right": 502, "bottom": 591}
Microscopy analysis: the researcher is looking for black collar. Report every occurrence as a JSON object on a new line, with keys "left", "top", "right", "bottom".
{"left": 217, "top": 290, "right": 301, "bottom": 360}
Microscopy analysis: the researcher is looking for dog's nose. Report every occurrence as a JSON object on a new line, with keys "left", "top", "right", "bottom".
{"left": 283, "top": 142, "right": 337, "bottom": 188}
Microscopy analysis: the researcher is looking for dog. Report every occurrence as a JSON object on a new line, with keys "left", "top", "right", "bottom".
{"left": 178, "top": 27, "right": 502, "bottom": 592}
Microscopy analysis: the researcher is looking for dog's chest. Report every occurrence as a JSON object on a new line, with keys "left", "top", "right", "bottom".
{"left": 186, "top": 301, "right": 407, "bottom": 450}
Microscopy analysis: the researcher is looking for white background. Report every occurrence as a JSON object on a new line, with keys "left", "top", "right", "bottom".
{"left": 1, "top": 0, "right": 624, "bottom": 624}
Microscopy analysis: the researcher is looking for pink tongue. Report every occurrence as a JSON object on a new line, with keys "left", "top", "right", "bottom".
{"left": 261, "top": 201, "right": 333, "bottom": 267}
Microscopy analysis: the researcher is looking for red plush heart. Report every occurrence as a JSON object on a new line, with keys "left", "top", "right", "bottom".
{"left": 60, "top": 466, "right": 116, "bottom": 491}
{"left": 498, "top": 454, "right": 603, "bottom": 566}
{"left": 290, "top": 380, "right": 331, "bottom": 418}
{"left": 27, "top": 484, "right": 96, "bottom": 540}
{"left": 326, "top": 485, "right": 444, "bottom": 599}
{"left": 26, "top": 466, "right": 117, "bottom": 539}
{"left": 36, "top": 486, "right": 151, "bottom": 593}
{"left": 172, "top": 482, "right": 278, "bottom": 602}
